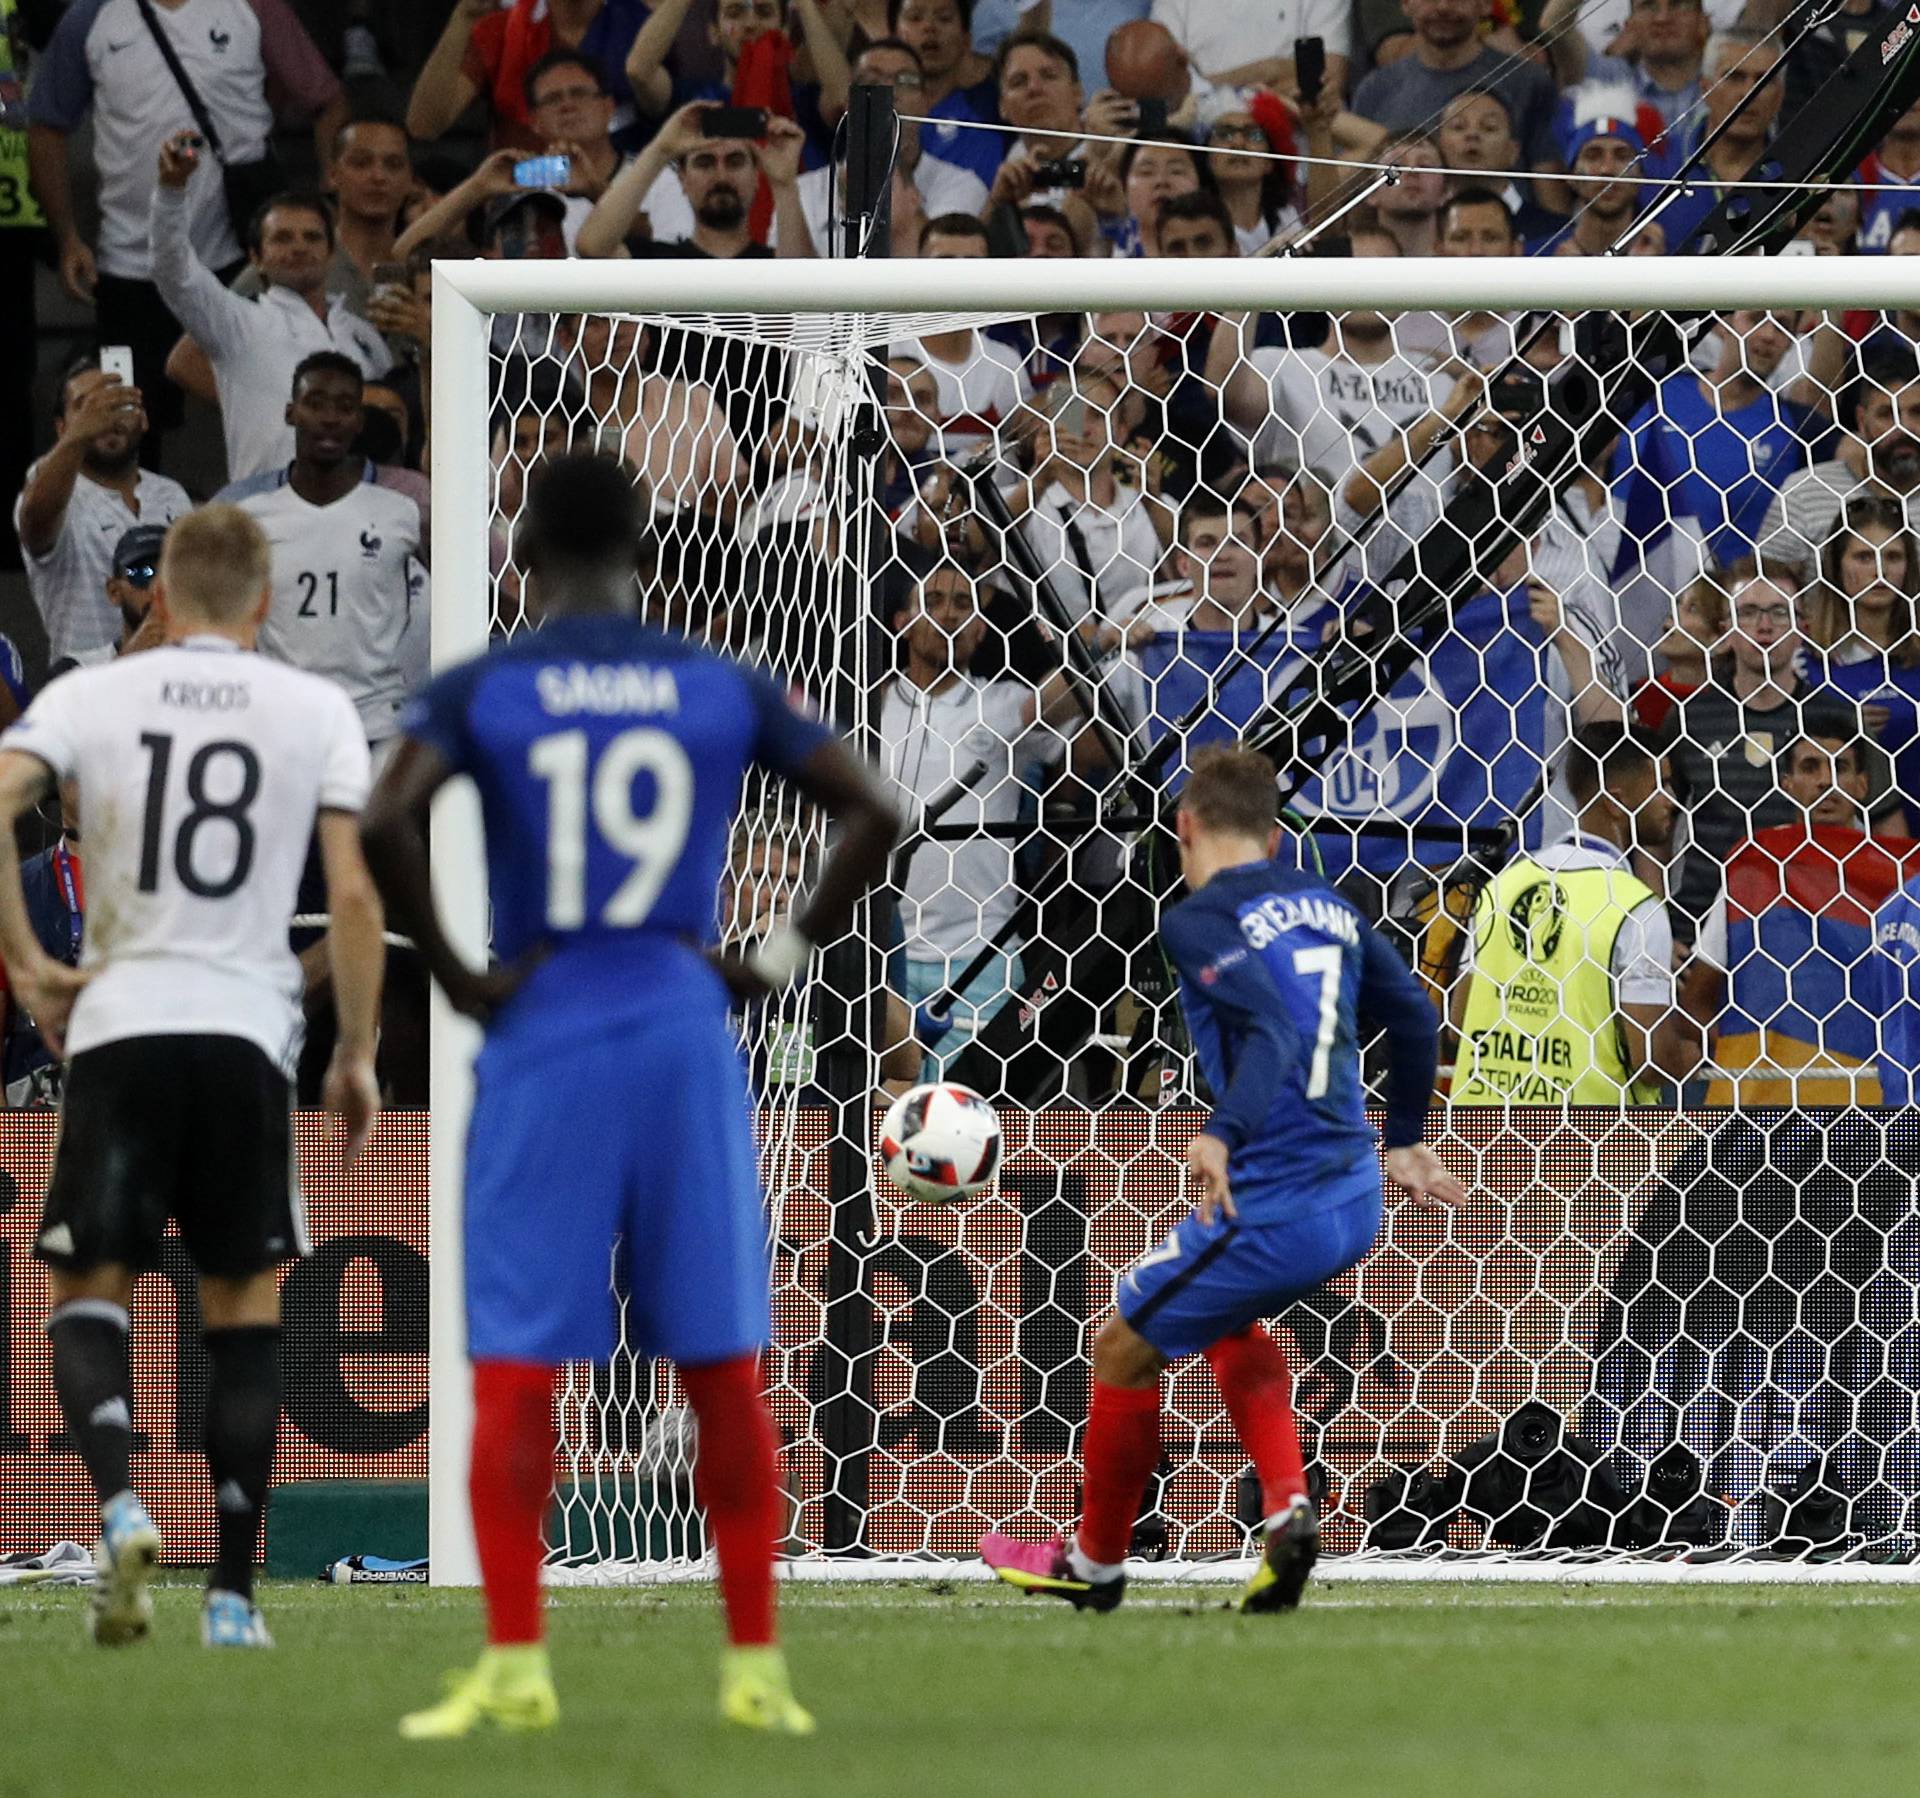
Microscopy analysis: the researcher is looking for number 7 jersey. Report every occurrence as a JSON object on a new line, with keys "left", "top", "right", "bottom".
{"left": 398, "top": 614, "right": 834, "bottom": 1047}
{"left": 0, "top": 637, "right": 372, "bottom": 1070}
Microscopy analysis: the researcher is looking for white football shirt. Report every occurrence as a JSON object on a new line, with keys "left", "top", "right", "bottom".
{"left": 1249, "top": 346, "right": 1453, "bottom": 485}
{"left": 220, "top": 466, "right": 424, "bottom": 742}
{"left": 2, "top": 637, "right": 371, "bottom": 1070}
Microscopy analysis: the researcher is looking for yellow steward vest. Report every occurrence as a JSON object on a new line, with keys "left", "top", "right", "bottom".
{"left": 1452, "top": 855, "right": 1663, "bottom": 1106}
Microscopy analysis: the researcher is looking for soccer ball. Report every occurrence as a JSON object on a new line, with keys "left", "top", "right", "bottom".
{"left": 878, "top": 1083, "right": 1003, "bottom": 1205}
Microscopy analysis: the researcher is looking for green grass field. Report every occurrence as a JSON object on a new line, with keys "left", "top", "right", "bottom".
{"left": 2, "top": 1578, "right": 1917, "bottom": 1798}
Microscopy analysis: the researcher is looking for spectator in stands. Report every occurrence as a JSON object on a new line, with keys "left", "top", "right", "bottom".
{"left": 556, "top": 313, "right": 746, "bottom": 516}
{"left": 1371, "top": 129, "right": 1448, "bottom": 257}
{"left": 978, "top": 31, "right": 1100, "bottom": 205}
{"left": 1613, "top": 311, "right": 1829, "bottom": 579}
{"left": 1431, "top": 187, "right": 1524, "bottom": 366}
{"left": 766, "top": 40, "right": 987, "bottom": 256}
{"left": 1105, "top": 136, "right": 1210, "bottom": 256}
{"left": 1450, "top": 723, "right": 1693, "bottom": 1106}
{"left": 394, "top": 154, "right": 577, "bottom": 265}
{"left": 895, "top": 0, "right": 1001, "bottom": 185}
{"left": 1642, "top": 28, "right": 1783, "bottom": 247}
{"left": 1209, "top": 255, "right": 1455, "bottom": 488}
{"left": 407, "top": 0, "right": 650, "bottom": 151}
{"left": 973, "top": 2, "right": 1149, "bottom": 99}
{"left": 881, "top": 560, "right": 1075, "bottom": 1075}
{"left": 1240, "top": 463, "right": 1341, "bottom": 628}
{"left": 13, "top": 359, "right": 190, "bottom": 667}
{"left": 1632, "top": 577, "right": 1726, "bottom": 732}
{"left": 1802, "top": 497, "right": 1920, "bottom": 831}
{"left": 1350, "top": 0, "right": 1559, "bottom": 170}
{"left": 1693, "top": 732, "right": 1920, "bottom": 1105}
{"left": 26, "top": 0, "right": 343, "bottom": 457}
{"left": 1655, "top": 567, "right": 1865, "bottom": 938}
{"left": 1536, "top": 118, "right": 1648, "bottom": 258}
{"left": 1436, "top": 90, "right": 1562, "bottom": 247}
{"left": 1147, "top": 0, "right": 1350, "bottom": 96}
{"left": 1542, "top": 0, "right": 1705, "bottom": 132}
{"left": 624, "top": 0, "right": 850, "bottom": 150}
{"left": 150, "top": 134, "right": 392, "bottom": 483}
{"left": 890, "top": 215, "right": 1034, "bottom": 459}
{"left": 1199, "top": 96, "right": 1305, "bottom": 253}
{"left": 1013, "top": 375, "right": 1162, "bottom": 631}
{"left": 1760, "top": 348, "right": 1920, "bottom": 577}
{"left": 490, "top": 359, "right": 582, "bottom": 617}
{"left": 221, "top": 351, "right": 425, "bottom": 751}
{"left": 1854, "top": 101, "right": 1920, "bottom": 254}
{"left": 155, "top": 115, "right": 422, "bottom": 408}
{"left": 1152, "top": 188, "right": 1238, "bottom": 259}
{"left": 579, "top": 103, "right": 809, "bottom": 256}
{"left": 91, "top": 524, "right": 170, "bottom": 668}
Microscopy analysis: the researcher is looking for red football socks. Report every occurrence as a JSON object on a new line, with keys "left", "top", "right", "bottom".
{"left": 1076, "top": 1381, "right": 1163, "bottom": 1567}
{"left": 682, "top": 1355, "right": 781, "bottom": 1648}
{"left": 470, "top": 1360, "right": 558, "bottom": 1646}
{"left": 1206, "top": 1326, "right": 1308, "bottom": 1516}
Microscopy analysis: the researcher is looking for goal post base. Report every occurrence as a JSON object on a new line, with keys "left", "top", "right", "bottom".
{"left": 540, "top": 1555, "right": 1920, "bottom": 1589}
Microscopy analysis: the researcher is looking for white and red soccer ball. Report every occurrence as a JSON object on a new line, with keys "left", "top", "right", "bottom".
{"left": 878, "top": 1082, "right": 1002, "bottom": 1205}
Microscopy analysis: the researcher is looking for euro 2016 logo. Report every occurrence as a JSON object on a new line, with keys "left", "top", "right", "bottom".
{"left": 1505, "top": 879, "right": 1567, "bottom": 963}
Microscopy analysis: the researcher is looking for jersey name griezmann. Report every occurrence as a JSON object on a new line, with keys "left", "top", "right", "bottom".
{"left": 1237, "top": 893, "right": 1360, "bottom": 951}
{"left": 537, "top": 664, "right": 681, "bottom": 717}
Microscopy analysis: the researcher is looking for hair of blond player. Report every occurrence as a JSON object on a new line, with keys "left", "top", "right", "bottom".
{"left": 159, "top": 504, "right": 272, "bottom": 625}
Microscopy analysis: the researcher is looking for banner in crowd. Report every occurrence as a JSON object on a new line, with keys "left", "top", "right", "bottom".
{"left": 4, "top": 1107, "right": 1912, "bottom": 1563}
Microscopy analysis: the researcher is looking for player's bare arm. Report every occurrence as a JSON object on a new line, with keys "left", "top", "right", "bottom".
{"left": 315, "top": 808, "right": 386, "bottom": 1166}
{"left": 361, "top": 738, "right": 540, "bottom": 1026}
{"left": 705, "top": 737, "right": 902, "bottom": 1004}
{"left": 0, "top": 748, "right": 91, "bottom": 1058}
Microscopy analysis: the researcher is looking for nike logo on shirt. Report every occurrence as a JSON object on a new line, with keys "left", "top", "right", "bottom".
{"left": 106, "top": 37, "right": 135, "bottom": 51}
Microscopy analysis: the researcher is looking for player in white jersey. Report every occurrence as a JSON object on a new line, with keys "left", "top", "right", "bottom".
{"left": 221, "top": 353, "right": 425, "bottom": 750}
{"left": 0, "top": 506, "right": 384, "bottom": 1651}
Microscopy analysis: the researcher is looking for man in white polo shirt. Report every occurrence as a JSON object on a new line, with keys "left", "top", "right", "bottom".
{"left": 219, "top": 352, "right": 422, "bottom": 752}
{"left": 25, "top": 0, "right": 343, "bottom": 450}
{"left": 13, "top": 358, "right": 190, "bottom": 664}
{"left": 150, "top": 131, "right": 390, "bottom": 483}
{"left": 880, "top": 560, "right": 1078, "bottom": 1075}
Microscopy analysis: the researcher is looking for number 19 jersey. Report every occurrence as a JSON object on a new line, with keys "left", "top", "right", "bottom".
{"left": 400, "top": 614, "right": 833, "bottom": 1049}
{"left": 0, "top": 636, "right": 372, "bottom": 1070}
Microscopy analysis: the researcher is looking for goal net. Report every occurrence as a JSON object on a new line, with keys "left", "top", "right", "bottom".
{"left": 432, "top": 255, "right": 1920, "bottom": 1584}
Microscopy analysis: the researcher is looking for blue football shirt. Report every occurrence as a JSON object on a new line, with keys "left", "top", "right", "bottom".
{"left": 1872, "top": 871, "right": 1920, "bottom": 1106}
{"left": 1161, "top": 859, "right": 1439, "bottom": 1219}
{"left": 400, "top": 613, "right": 833, "bottom": 1046}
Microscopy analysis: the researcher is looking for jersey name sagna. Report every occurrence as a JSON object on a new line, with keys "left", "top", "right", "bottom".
{"left": 537, "top": 662, "right": 681, "bottom": 717}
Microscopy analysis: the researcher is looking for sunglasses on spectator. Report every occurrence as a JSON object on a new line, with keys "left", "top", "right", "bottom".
{"left": 117, "top": 562, "right": 157, "bottom": 588}
{"left": 1207, "top": 123, "right": 1266, "bottom": 145}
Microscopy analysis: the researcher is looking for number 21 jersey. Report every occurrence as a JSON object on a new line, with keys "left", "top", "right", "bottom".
{"left": 1, "top": 637, "right": 371, "bottom": 1069}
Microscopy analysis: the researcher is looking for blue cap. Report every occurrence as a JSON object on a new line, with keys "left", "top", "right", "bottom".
{"left": 1566, "top": 116, "right": 1646, "bottom": 162}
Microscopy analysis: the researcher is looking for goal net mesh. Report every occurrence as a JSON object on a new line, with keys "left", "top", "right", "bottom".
{"left": 476, "top": 294, "right": 1920, "bottom": 1575}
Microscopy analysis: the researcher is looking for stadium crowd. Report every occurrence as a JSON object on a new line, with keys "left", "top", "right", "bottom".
{"left": 4, "top": 0, "right": 1920, "bottom": 1113}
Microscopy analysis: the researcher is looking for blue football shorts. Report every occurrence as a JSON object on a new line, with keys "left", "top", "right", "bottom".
{"left": 1114, "top": 1160, "right": 1384, "bottom": 1361}
{"left": 462, "top": 1010, "right": 771, "bottom": 1367}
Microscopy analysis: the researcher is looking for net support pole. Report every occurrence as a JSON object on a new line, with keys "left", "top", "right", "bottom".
{"left": 815, "top": 80, "right": 896, "bottom": 1555}
{"left": 426, "top": 269, "right": 493, "bottom": 1586}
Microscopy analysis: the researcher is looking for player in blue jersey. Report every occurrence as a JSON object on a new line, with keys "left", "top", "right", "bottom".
{"left": 360, "top": 454, "right": 900, "bottom": 1739}
{"left": 981, "top": 746, "right": 1463, "bottom": 1612}
{"left": 1871, "top": 867, "right": 1920, "bottom": 1106}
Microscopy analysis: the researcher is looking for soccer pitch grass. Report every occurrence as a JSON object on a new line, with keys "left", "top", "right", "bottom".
{"left": 2, "top": 1580, "right": 1917, "bottom": 1798}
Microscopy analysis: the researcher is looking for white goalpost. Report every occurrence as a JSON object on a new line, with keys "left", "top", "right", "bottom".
{"left": 428, "top": 253, "right": 1920, "bottom": 1588}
